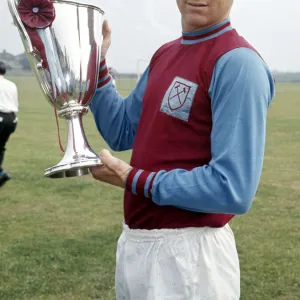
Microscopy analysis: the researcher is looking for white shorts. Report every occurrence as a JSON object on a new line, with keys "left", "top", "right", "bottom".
{"left": 115, "top": 223, "right": 240, "bottom": 300}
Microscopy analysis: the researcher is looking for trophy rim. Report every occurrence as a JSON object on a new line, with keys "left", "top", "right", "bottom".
{"left": 10, "top": 0, "right": 105, "bottom": 15}
{"left": 52, "top": 0, "right": 105, "bottom": 15}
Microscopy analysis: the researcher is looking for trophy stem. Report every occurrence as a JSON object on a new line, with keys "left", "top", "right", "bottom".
{"left": 44, "top": 102, "right": 102, "bottom": 178}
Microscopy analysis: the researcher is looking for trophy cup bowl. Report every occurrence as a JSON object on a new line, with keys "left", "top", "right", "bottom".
{"left": 7, "top": 0, "right": 104, "bottom": 178}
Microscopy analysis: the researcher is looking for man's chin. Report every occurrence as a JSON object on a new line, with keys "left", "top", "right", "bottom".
{"left": 183, "top": 18, "right": 210, "bottom": 32}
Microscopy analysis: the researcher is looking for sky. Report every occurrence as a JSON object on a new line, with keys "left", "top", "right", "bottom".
{"left": 0, "top": 0, "right": 300, "bottom": 73}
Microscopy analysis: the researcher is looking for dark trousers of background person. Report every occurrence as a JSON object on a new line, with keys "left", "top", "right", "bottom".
{"left": 0, "top": 112, "right": 17, "bottom": 172}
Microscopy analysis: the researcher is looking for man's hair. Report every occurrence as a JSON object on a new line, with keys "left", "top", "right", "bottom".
{"left": 0, "top": 61, "right": 6, "bottom": 75}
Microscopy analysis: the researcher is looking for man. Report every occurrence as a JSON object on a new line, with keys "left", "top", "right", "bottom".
{"left": 89, "top": 0, "right": 275, "bottom": 299}
{"left": 0, "top": 61, "right": 18, "bottom": 187}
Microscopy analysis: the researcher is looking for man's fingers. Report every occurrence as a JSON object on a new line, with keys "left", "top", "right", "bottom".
{"left": 99, "top": 150, "right": 132, "bottom": 181}
{"left": 89, "top": 165, "right": 104, "bottom": 174}
{"left": 101, "top": 20, "right": 111, "bottom": 60}
{"left": 102, "top": 20, "right": 111, "bottom": 39}
{"left": 89, "top": 164, "right": 124, "bottom": 187}
{"left": 90, "top": 150, "right": 119, "bottom": 176}
{"left": 89, "top": 150, "right": 132, "bottom": 187}
{"left": 89, "top": 165, "right": 113, "bottom": 179}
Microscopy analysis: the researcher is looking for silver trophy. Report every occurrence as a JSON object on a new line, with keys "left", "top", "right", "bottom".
{"left": 7, "top": 0, "right": 104, "bottom": 178}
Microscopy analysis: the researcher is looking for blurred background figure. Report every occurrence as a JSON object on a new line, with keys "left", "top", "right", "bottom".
{"left": 0, "top": 61, "right": 18, "bottom": 187}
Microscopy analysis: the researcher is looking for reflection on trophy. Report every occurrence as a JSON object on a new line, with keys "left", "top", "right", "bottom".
{"left": 7, "top": 0, "right": 104, "bottom": 178}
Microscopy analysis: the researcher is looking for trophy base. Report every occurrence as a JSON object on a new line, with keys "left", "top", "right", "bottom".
{"left": 44, "top": 158, "right": 102, "bottom": 178}
{"left": 43, "top": 102, "right": 103, "bottom": 179}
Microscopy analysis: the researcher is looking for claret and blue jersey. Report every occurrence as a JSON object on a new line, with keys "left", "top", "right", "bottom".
{"left": 90, "top": 18, "right": 275, "bottom": 230}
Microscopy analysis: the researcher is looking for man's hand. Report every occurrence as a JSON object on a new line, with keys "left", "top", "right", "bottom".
{"left": 101, "top": 20, "right": 111, "bottom": 61}
{"left": 89, "top": 150, "right": 132, "bottom": 188}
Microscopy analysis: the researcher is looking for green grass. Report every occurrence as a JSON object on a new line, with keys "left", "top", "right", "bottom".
{"left": 1, "top": 77, "right": 299, "bottom": 300}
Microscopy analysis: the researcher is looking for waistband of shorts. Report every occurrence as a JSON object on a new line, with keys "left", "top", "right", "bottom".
{"left": 0, "top": 111, "right": 16, "bottom": 116}
{"left": 122, "top": 222, "right": 224, "bottom": 241}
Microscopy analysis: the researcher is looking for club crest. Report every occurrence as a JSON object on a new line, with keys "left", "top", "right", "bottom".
{"left": 160, "top": 77, "right": 198, "bottom": 121}
{"left": 168, "top": 81, "right": 191, "bottom": 110}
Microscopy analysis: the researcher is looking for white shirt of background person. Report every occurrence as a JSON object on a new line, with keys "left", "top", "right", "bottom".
{"left": 0, "top": 75, "right": 19, "bottom": 121}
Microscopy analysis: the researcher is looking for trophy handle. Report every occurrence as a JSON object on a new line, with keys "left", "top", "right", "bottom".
{"left": 7, "top": 0, "right": 55, "bottom": 107}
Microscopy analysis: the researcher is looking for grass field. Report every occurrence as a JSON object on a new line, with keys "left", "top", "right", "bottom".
{"left": 0, "top": 77, "right": 299, "bottom": 300}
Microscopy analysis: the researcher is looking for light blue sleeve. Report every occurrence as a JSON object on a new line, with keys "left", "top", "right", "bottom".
{"left": 151, "top": 48, "right": 275, "bottom": 214}
{"left": 89, "top": 67, "right": 149, "bottom": 151}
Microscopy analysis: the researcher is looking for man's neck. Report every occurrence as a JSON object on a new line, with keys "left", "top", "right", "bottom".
{"left": 181, "top": 18, "right": 232, "bottom": 45}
